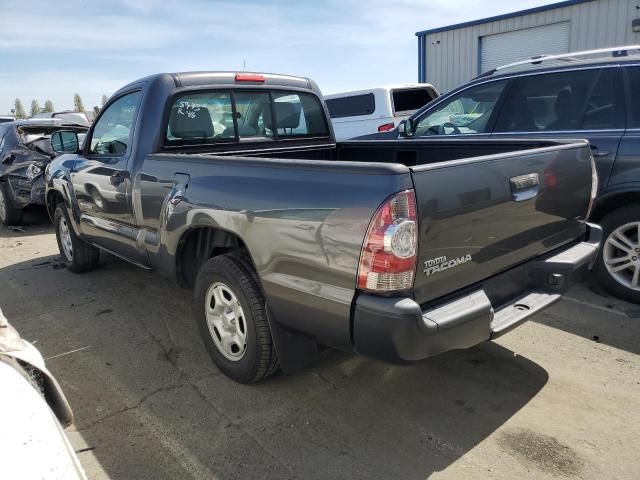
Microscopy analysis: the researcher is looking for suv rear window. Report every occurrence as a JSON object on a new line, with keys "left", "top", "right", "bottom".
{"left": 392, "top": 88, "right": 435, "bottom": 115}
{"left": 325, "top": 93, "right": 375, "bottom": 118}
{"left": 166, "top": 90, "right": 329, "bottom": 146}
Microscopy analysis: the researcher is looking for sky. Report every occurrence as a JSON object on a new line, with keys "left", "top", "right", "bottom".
{"left": 0, "top": 0, "right": 561, "bottom": 114}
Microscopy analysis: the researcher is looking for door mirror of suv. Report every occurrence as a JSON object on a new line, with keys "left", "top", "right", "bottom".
{"left": 398, "top": 119, "right": 415, "bottom": 138}
{"left": 51, "top": 130, "right": 79, "bottom": 154}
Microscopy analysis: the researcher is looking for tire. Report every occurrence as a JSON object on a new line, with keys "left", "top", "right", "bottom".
{"left": 593, "top": 205, "right": 640, "bottom": 303}
{"left": 194, "top": 253, "right": 279, "bottom": 383}
{"left": 54, "top": 205, "right": 100, "bottom": 273}
{"left": 0, "top": 181, "right": 23, "bottom": 226}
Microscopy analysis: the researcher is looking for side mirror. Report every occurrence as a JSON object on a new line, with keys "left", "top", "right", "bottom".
{"left": 398, "top": 119, "right": 416, "bottom": 138}
{"left": 51, "top": 130, "right": 79, "bottom": 154}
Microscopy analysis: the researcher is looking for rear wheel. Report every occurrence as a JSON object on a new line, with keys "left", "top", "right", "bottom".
{"left": 54, "top": 205, "right": 100, "bottom": 273}
{"left": 194, "top": 253, "right": 279, "bottom": 383}
{"left": 0, "top": 182, "right": 23, "bottom": 226}
{"left": 593, "top": 205, "right": 640, "bottom": 303}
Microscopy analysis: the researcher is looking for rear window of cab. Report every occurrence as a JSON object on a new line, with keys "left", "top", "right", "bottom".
{"left": 165, "top": 90, "right": 329, "bottom": 146}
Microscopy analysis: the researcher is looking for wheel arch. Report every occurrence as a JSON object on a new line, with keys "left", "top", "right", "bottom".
{"left": 590, "top": 188, "right": 640, "bottom": 222}
{"left": 175, "top": 225, "right": 254, "bottom": 288}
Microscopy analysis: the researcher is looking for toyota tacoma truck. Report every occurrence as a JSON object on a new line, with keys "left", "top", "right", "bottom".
{"left": 45, "top": 71, "right": 601, "bottom": 383}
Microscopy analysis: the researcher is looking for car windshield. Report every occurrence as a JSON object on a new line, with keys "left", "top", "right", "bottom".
{"left": 413, "top": 80, "right": 507, "bottom": 136}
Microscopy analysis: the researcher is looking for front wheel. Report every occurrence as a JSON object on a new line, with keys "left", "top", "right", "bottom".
{"left": 194, "top": 253, "right": 279, "bottom": 383}
{"left": 593, "top": 205, "right": 640, "bottom": 303}
{"left": 54, "top": 205, "right": 100, "bottom": 273}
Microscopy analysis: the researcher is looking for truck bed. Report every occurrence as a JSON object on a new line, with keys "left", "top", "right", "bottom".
{"left": 207, "top": 138, "right": 594, "bottom": 306}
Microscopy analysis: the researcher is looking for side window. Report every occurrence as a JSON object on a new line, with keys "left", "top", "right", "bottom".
{"left": 414, "top": 80, "right": 507, "bottom": 136}
{"left": 90, "top": 91, "right": 141, "bottom": 155}
{"left": 392, "top": 88, "right": 436, "bottom": 115}
{"left": 271, "top": 92, "right": 328, "bottom": 137}
{"left": 0, "top": 128, "right": 6, "bottom": 152}
{"left": 325, "top": 93, "right": 375, "bottom": 118}
{"left": 627, "top": 67, "right": 640, "bottom": 128}
{"left": 495, "top": 68, "right": 623, "bottom": 133}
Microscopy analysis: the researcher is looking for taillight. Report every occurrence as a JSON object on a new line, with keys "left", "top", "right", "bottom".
{"left": 586, "top": 156, "right": 598, "bottom": 219}
{"left": 357, "top": 190, "right": 418, "bottom": 292}
{"left": 235, "top": 73, "right": 265, "bottom": 83}
{"left": 378, "top": 122, "right": 395, "bottom": 132}
{"left": 544, "top": 170, "right": 558, "bottom": 187}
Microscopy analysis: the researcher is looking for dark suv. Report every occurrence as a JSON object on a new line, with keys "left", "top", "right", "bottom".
{"left": 371, "top": 46, "right": 640, "bottom": 302}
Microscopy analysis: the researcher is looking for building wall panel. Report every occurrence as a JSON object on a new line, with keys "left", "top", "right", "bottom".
{"left": 421, "top": 0, "right": 640, "bottom": 93}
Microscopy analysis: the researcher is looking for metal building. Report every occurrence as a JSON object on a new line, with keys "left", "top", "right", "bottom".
{"left": 417, "top": 0, "right": 640, "bottom": 92}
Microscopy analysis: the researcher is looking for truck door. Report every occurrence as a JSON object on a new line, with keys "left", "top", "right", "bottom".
{"left": 491, "top": 66, "right": 625, "bottom": 187}
{"left": 71, "top": 90, "right": 144, "bottom": 262}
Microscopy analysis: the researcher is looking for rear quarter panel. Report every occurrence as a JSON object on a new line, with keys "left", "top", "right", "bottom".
{"left": 137, "top": 154, "right": 413, "bottom": 350}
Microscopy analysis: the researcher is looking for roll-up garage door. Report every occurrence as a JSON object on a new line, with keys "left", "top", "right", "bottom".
{"left": 479, "top": 22, "right": 570, "bottom": 74}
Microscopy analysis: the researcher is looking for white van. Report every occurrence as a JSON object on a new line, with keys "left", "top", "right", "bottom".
{"left": 324, "top": 84, "right": 438, "bottom": 140}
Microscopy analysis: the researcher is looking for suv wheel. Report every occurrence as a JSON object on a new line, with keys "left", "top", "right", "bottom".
{"left": 194, "top": 253, "right": 279, "bottom": 383}
{"left": 0, "top": 182, "right": 23, "bottom": 226}
{"left": 593, "top": 205, "right": 640, "bottom": 303}
{"left": 54, "top": 205, "right": 100, "bottom": 273}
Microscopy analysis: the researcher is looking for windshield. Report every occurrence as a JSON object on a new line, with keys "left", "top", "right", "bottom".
{"left": 413, "top": 80, "right": 507, "bottom": 136}
{"left": 166, "top": 89, "right": 329, "bottom": 146}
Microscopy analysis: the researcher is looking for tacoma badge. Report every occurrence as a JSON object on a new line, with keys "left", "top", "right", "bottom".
{"left": 424, "top": 254, "right": 472, "bottom": 276}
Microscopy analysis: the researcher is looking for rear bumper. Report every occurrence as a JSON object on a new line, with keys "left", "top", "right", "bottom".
{"left": 352, "top": 223, "right": 602, "bottom": 364}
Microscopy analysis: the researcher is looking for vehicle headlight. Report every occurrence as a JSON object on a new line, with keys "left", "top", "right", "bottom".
{"left": 25, "top": 164, "right": 43, "bottom": 181}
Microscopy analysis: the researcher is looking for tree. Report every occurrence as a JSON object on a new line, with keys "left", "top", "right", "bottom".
{"left": 73, "top": 94, "right": 85, "bottom": 113}
{"left": 43, "top": 100, "right": 54, "bottom": 112}
{"left": 30, "top": 100, "right": 40, "bottom": 117}
{"left": 14, "top": 99, "right": 26, "bottom": 119}
{"left": 93, "top": 106, "right": 100, "bottom": 116}
{"left": 101, "top": 95, "right": 108, "bottom": 107}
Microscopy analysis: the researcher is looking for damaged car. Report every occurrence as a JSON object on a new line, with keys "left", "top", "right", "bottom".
{"left": 0, "top": 307, "right": 87, "bottom": 479}
{"left": 0, "top": 120, "right": 88, "bottom": 225}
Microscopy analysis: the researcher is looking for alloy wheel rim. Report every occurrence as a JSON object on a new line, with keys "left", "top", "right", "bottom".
{"left": 205, "top": 282, "right": 247, "bottom": 361}
{"left": 58, "top": 217, "right": 73, "bottom": 261}
{"left": 603, "top": 221, "right": 640, "bottom": 291}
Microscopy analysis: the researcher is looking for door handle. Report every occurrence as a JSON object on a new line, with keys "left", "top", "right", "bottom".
{"left": 110, "top": 170, "right": 129, "bottom": 186}
{"left": 590, "top": 145, "right": 611, "bottom": 157}
{"left": 510, "top": 173, "right": 540, "bottom": 202}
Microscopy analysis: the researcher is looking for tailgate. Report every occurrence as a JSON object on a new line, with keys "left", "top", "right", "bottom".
{"left": 411, "top": 141, "right": 593, "bottom": 305}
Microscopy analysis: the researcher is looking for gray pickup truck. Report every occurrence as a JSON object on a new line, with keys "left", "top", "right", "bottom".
{"left": 45, "top": 71, "right": 601, "bottom": 383}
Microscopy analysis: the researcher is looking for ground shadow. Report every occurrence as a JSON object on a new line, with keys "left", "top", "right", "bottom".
{"left": 2, "top": 253, "right": 549, "bottom": 480}
{"left": 534, "top": 277, "right": 640, "bottom": 356}
{"left": 0, "top": 205, "right": 52, "bottom": 238}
